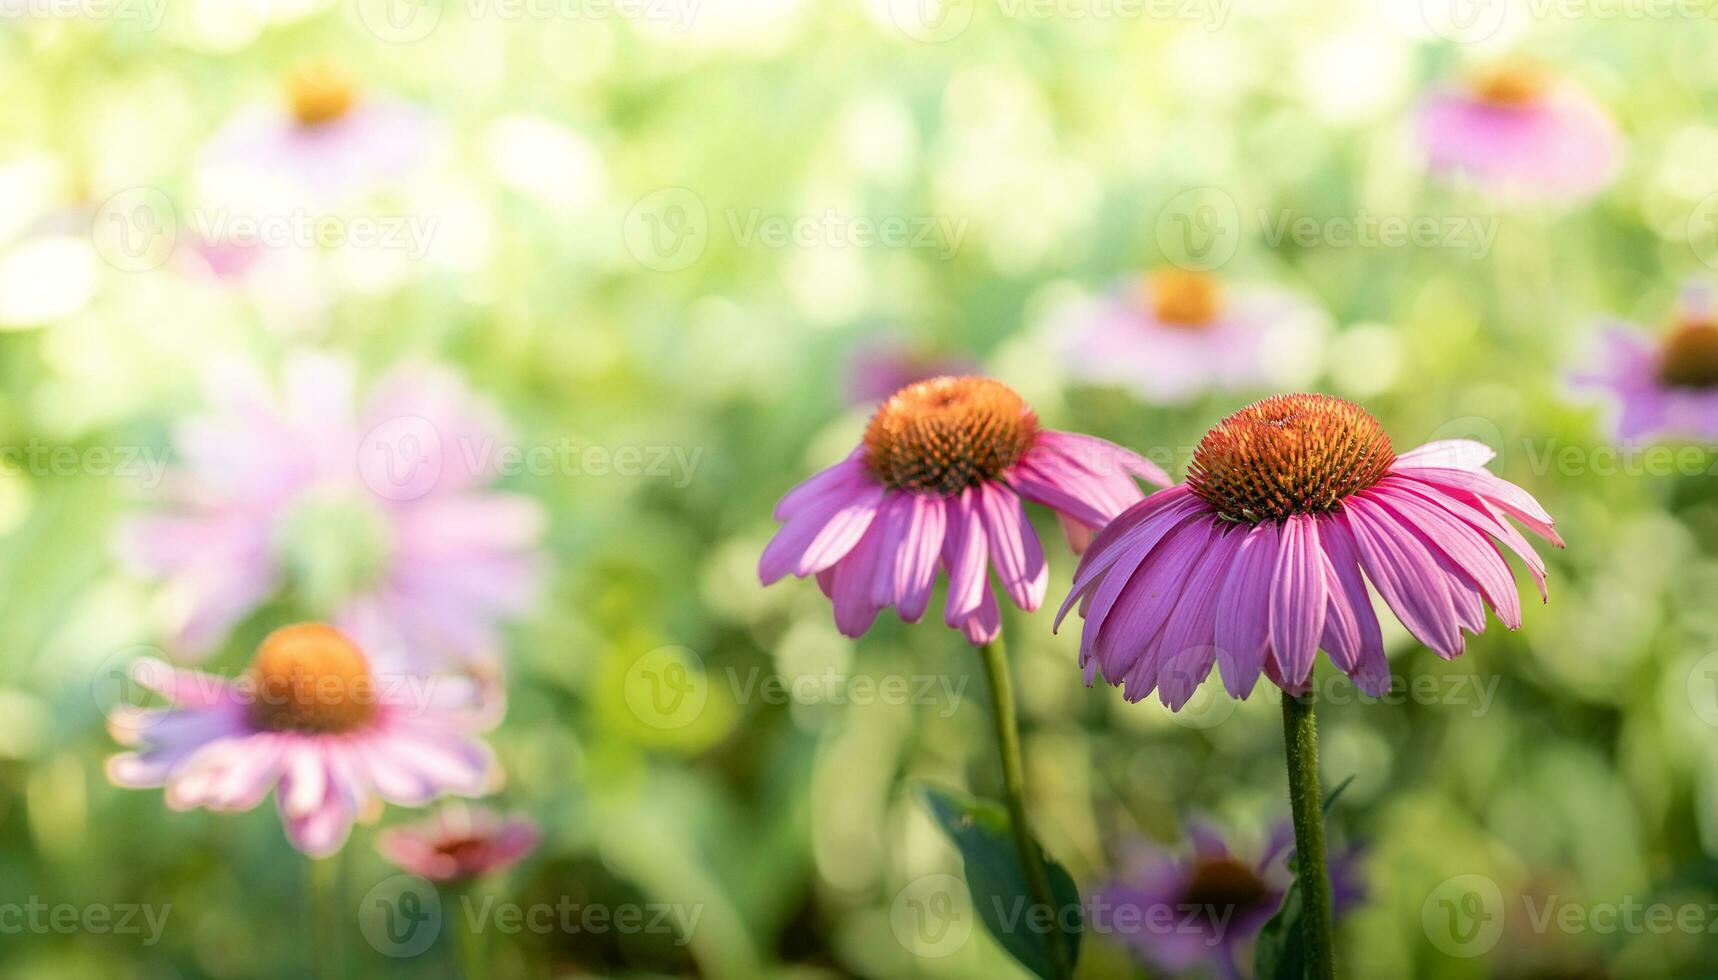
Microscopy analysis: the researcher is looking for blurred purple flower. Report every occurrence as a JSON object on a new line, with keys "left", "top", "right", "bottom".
{"left": 1571, "top": 283, "right": 1718, "bottom": 442}
{"left": 120, "top": 351, "right": 545, "bottom": 669}
{"left": 844, "top": 338, "right": 976, "bottom": 407}
{"left": 1418, "top": 61, "right": 1621, "bottom": 205}
{"left": 106, "top": 624, "right": 496, "bottom": 858}
{"left": 378, "top": 801, "right": 540, "bottom": 882}
{"left": 1095, "top": 821, "right": 1365, "bottom": 979}
{"left": 201, "top": 61, "right": 440, "bottom": 203}
{"left": 1054, "top": 269, "right": 1319, "bottom": 404}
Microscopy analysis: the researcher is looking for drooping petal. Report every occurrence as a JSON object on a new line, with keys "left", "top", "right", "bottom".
{"left": 1212, "top": 520, "right": 1279, "bottom": 697}
{"left": 979, "top": 482, "right": 1048, "bottom": 612}
{"left": 942, "top": 488, "right": 989, "bottom": 627}
{"left": 1389, "top": 465, "right": 1562, "bottom": 547}
{"left": 1058, "top": 487, "right": 1203, "bottom": 630}
{"left": 1367, "top": 484, "right": 1522, "bottom": 630}
{"left": 1317, "top": 516, "right": 1390, "bottom": 697}
{"left": 1385, "top": 474, "right": 1549, "bottom": 600}
{"left": 757, "top": 481, "right": 885, "bottom": 584}
{"left": 831, "top": 520, "right": 888, "bottom": 637}
{"left": 1106, "top": 522, "right": 1216, "bottom": 700}
{"left": 1269, "top": 515, "right": 1327, "bottom": 688}
{"left": 893, "top": 493, "right": 947, "bottom": 623}
{"left": 958, "top": 586, "right": 1002, "bottom": 645}
{"left": 772, "top": 455, "right": 870, "bottom": 521}
{"left": 1341, "top": 500, "right": 1463, "bottom": 657}
{"left": 1154, "top": 525, "right": 1244, "bottom": 709}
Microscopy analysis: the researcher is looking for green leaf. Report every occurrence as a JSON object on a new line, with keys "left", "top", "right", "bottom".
{"left": 1323, "top": 774, "right": 1355, "bottom": 814}
{"left": 916, "top": 784, "right": 1082, "bottom": 980}
{"left": 1253, "top": 878, "right": 1305, "bottom": 980}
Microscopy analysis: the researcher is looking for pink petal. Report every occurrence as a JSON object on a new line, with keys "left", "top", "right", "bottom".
{"left": 1154, "top": 525, "right": 1243, "bottom": 709}
{"left": 942, "top": 488, "right": 989, "bottom": 627}
{"left": 1341, "top": 500, "right": 1463, "bottom": 657}
{"left": 1317, "top": 516, "right": 1391, "bottom": 697}
{"left": 1212, "top": 520, "right": 1279, "bottom": 698}
{"left": 978, "top": 482, "right": 1048, "bottom": 612}
{"left": 1269, "top": 514, "right": 1327, "bottom": 688}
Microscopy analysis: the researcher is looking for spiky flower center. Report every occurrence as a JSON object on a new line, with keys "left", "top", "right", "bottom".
{"left": 1179, "top": 857, "right": 1271, "bottom": 927}
{"left": 862, "top": 377, "right": 1039, "bottom": 494}
{"left": 1148, "top": 268, "right": 1222, "bottom": 327}
{"left": 1468, "top": 61, "right": 1552, "bottom": 108}
{"left": 1658, "top": 319, "right": 1718, "bottom": 388}
{"left": 247, "top": 623, "right": 379, "bottom": 734}
{"left": 286, "top": 61, "right": 358, "bottom": 127}
{"left": 1188, "top": 394, "right": 1395, "bottom": 524}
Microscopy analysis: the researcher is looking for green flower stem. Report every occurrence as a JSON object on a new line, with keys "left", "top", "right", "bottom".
{"left": 1282, "top": 693, "right": 1336, "bottom": 980}
{"left": 978, "top": 635, "right": 1072, "bottom": 980}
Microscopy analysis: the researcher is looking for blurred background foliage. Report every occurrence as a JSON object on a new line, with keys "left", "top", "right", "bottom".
{"left": 3, "top": 0, "right": 1718, "bottom": 977}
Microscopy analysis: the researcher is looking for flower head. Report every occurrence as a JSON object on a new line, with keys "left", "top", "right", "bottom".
{"left": 201, "top": 61, "right": 440, "bottom": 202}
{"left": 1061, "top": 394, "right": 1562, "bottom": 707}
{"left": 1096, "top": 821, "right": 1364, "bottom": 976}
{"left": 378, "top": 802, "right": 540, "bottom": 882}
{"left": 120, "top": 351, "right": 545, "bottom": 669}
{"left": 760, "top": 376, "right": 1170, "bottom": 644}
{"left": 106, "top": 624, "right": 497, "bottom": 857}
{"left": 1572, "top": 284, "right": 1718, "bottom": 442}
{"left": 1418, "top": 60, "right": 1621, "bottom": 205}
{"left": 1055, "top": 268, "right": 1323, "bottom": 404}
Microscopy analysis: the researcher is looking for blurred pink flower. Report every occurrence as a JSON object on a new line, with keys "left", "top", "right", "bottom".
{"left": 844, "top": 337, "right": 976, "bottom": 407}
{"left": 1055, "top": 269, "right": 1318, "bottom": 404}
{"left": 201, "top": 61, "right": 439, "bottom": 202}
{"left": 1418, "top": 61, "right": 1621, "bottom": 205}
{"left": 377, "top": 801, "right": 540, "bottom": 882}
{"left": 106, "top": 624, "right": 496, "bottom": 858}
{"left": 120, "top": 351, "right": 545, "bottom": 668}
{"left": 760, "top": 376, "right": 1170, "bottom": 644}
{"left": 1572, "top": 283, "right": 1718, "bottom": 442}
{"left": 1060, "top": 394, "right": 1561, "bottom": 708}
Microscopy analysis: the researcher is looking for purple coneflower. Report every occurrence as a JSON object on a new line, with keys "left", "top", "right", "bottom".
{"left": 1097, "top": 822, "right": 1364, "bottom": 980}
{"left": 1061, "top": 392, "right": 1559, "bottom": 978}
{"left": 1573, "top": 283, "right": 1718, "bottom": 442}
{"left": 1056, "top": 269, "right": 1319, "bottom": 404}
{"left": 1418, "top": 60, "right": 1620, "bottom": 205}
{"left": 1060, "top": 393, "right": 1561, "bottom": 708}
{"left": 760, "top": 375, "right": 1169, "bottom": 644}
{"left": 120, "top": 351, "right": 544, "bottom": 668}
{"left": 106, "top": 623, "right": 496, "bottom": 858}
{"left": 761, "top": 375, "right": 1168, "bottom": 980}
{"left": 378, "top": 802, "right": 540, "bottom": 882}
{"left": 202, "top": 60, "right": 439, "bottom": 202}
